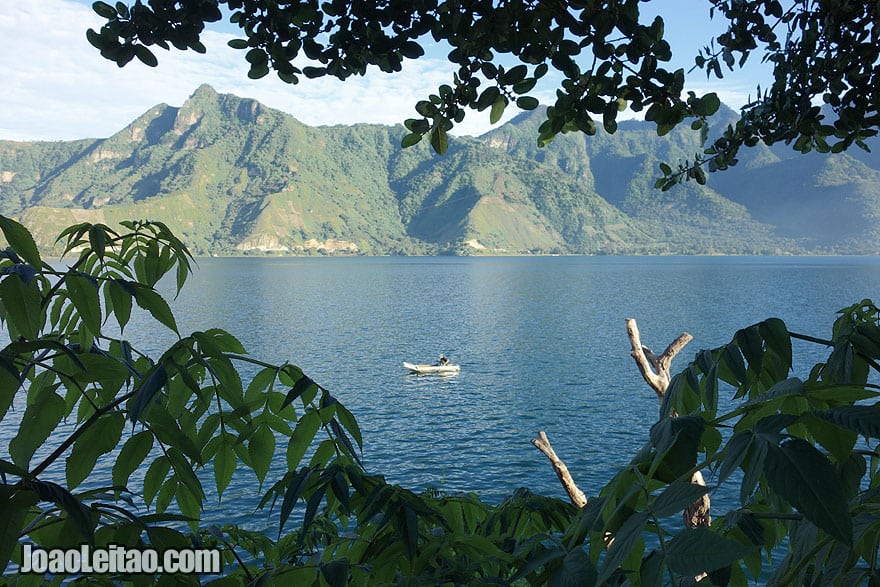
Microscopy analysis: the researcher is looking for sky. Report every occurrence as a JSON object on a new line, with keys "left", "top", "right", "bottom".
{"left": 0, "top": 0, "right": 773, "bottom": 142}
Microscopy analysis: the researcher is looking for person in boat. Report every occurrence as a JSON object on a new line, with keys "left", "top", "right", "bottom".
{"left": 435, "top": 354, "right": 449, "bottom": 366}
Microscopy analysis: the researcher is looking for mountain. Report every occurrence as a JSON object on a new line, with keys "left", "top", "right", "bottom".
{"left": 2, "top": 84, "right": 878, "bottom": 256}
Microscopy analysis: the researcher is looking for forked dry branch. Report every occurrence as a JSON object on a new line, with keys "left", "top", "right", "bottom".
{"left": 532, "top": 318, "right": 710, "bottom": 529}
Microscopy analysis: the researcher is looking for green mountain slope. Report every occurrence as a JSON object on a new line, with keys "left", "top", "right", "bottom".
{"left": 2, "top": 85, "right": 878, "bottom": 255}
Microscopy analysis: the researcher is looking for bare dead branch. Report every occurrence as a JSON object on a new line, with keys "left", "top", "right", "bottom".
{"left": 658, "top": 332, "right": 694, "bottom": 374}
{"left": 531, "top": 431, "right": 587, "bottom": 508}
{"left": 626, "top": 319, "right": 709, "bottom": 530}
{"left": 625, "top": 318, "right": 692, "bottom": 399}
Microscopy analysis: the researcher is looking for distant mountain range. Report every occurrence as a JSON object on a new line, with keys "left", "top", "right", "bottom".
{"left": 2, "top": 84, "right": 878, "bottom": 256}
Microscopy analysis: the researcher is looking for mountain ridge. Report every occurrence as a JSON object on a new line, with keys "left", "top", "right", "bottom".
{"left": 2, "top": 84, "right": 878, "bottom": 256}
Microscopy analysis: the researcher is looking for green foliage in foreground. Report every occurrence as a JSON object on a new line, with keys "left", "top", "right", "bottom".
{"left": 1, "top": 216, "right": 880, "bottom": 585}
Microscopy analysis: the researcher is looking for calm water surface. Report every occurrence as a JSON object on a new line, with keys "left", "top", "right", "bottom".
{"left": 6, "top": 256, "right": 880, "bottom": 532}
{"left": 160, "top": 255, "right": 880, "bottom": 529}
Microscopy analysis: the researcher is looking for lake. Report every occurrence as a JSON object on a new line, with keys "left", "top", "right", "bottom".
{"left": 153, "top": 255, "right": 880, "bottom": 530}
{"left": 5, "top": 255, "right": 880, "bottom": 533}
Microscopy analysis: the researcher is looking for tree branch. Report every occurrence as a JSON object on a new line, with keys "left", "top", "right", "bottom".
{"left": 530, "top": 431, "right": 587, "bottom": 508}
{"left": 626, "top": 318, "right": 709, "bottom": 530}
{"left": 626, "top": 318, "right": 692, "bottom": 399}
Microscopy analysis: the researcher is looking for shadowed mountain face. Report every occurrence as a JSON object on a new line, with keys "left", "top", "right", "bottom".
{"left": 2, "top": 85, "right": 878, "bottom": 255}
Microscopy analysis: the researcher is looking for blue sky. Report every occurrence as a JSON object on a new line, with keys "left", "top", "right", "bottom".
{"left": 0, "top": 0, "right": 772, "bottom": 142}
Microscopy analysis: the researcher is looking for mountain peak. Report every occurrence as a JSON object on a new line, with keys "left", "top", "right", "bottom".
{"left": 190, "top": 84, "right": 219, "bottom": 100}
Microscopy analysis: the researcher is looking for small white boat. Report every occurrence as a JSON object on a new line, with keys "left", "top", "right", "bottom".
{"left": 403, "top": 361, "right": 461, "bottom": 375}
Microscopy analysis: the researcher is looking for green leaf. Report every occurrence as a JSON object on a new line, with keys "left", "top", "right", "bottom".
{"left": 213, "top": 441, "right": 236, "bottom": 500}
{"left": 167, "top": 447, "right": 205, "bottom": 502}
{"left": 397, "top": 503, "right": 419, "bottom": 561}
{"left": 701, "top": 92, "right": 721, "bottom": 115}
{"left": 736, "top": 325, "right": 764, "bottom": 373}
{"left": 175, "top": 484, "right": 201, "bottom": 530}
{"left": 67, "top": 274, "right": 102, "bottom": 335}
{"left": 704, "top": 362, "right": 719, "bottom": 414}
{"left": 801, "top": 413, "right": 857, "bottom": 463}
{"left": 551, "top": 548, "right": 596, "bottom": 587}
{"left": 281, "top": 374, "right": 319, "bottom": 410}
{"left": 9, "top": 390, "right": 66, "bottom": 468}
{"left": 0, "top": 366, "right": 19, "bottom": 423}
{"left": 0, "top": 216, "right": 42, "bottom": 268}
{"left": 517, "top": 96, "right": 540, "bottom": 110}
{"left": 248, "top": 63, "right": 270, "bottom": 79}
{"left": 399, "top": 40, "right": 424, "bottom": 59}
{"left": 132, "top": 285, "right": 178, "bottom": 333}
{"left": 501, "top": 64, "right": 527, "bottom": 84}
{"left": 128, "top": 364, "right": 168, "bottom": 422}
{"left": 652, "top": 481, "right": 711, "bottom": 518}
{"left": 490, "top": 96, "right": 507, "bottom": 124}
{"left": 430, "top": 125, "right": 448, "bottom": 154}
{"left": 249, "top": 424, "right": 275, "bottom": 485}
{"left": 814, "top": 405, "right": 880, "bottom": 438}
{"left": 597, "top": 511, "right": 649, "bottom": 585}
{"left": 744, "top": 377, "right": 804, "bottom": 406}
{"left": 87, "top": 224, "right": 108, "bottom": 259}
{"left": 720, "top": 343, "right": 747, "bottom": 385}
{"left": 287, "top": 409, "right": 321, "bottom": 471}
{"left": 92, "top": 1, "right": 117, "bottom": 19}
{"left": 330, "top": 470, "right": 350, "bottom": 511}
{"left": 0, "top": 487, "right": 37, "bottom": 571}
{"left": 321, "top": 559, "right": 351, "bottom": 587}
{"left": 759, "top": 317, "right": 792, "bottom": 368}
{"left": 201, "top": 328, "right": 248, "bottom": 355}
{"left": 640, "top": 549, "right": 664, "bottom": 587}
{"left": 66, "top": 412, "right": 125, "bottom": 489}
{"left": 401, "top": 132, "right": 422, "bottom": 148}
{"left": 512, "top": 547, "right": 565, "bottom": 582}
{"left": 763, "top": 438, "right": 853, "bottom": 545}
{"left": 112, "top": 431, "right": 154, "bottom": 490}
{"left": 309, "top": 438, "right": 336, "bottom": 467}
{"left": 330, "top": 418, "right": 361, "bottom": 464}
{"left": 740, "top": 433, "right": 768, "bottom": 503}
{"left": 718, "top": 432, "right": 752, "bottom": 484}
{"left": 280, "top": 467, "right": 314, "bottom": 535}
{"left": 477, "top": 86, "right": 500, "bottom": 110}
{"left": 134, "top": 45, "right": 158, "bottom": 67}
{"left": 143, "top": 456, "right": 170, "bottom": 506}
{"left": 666, "top": 528, "right": 755, "bottom": 576}
{"left": 30, "top": 480, "right": 95, "bottom": 541}
{"left": 649, "top": 415, "right": 703, "bottom": 480}
{"left": 0, "top": 273, "right": 44, "bottom": 339}
{"left": 336, "top": 403, "right": 363, "bottom": 450}
{"left": 107, "top": 280, "right": 133, "bottom": 331}
{"left": 246, "top": 366, "right": 277, "bottom": 403}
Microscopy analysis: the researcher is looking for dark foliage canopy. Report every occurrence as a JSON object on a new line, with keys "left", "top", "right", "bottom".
{"left": 88, "top": 0, "right": 880, "bottom": 186}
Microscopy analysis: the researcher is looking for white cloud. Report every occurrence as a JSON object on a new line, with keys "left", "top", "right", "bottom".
{"left": 0, "top": 0, "right": 513, "bottom": 142}
{"left": 0, "top": 0, "right": 768, "bottom": 143}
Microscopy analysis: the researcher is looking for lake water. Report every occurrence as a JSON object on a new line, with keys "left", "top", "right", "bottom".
{"left": 6, "top": 255, "right": 880, "bottom": 533}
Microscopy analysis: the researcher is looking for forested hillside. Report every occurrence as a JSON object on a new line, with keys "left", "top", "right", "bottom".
{"left": 2, "top": 85, "right": 878, "bottom": 255}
